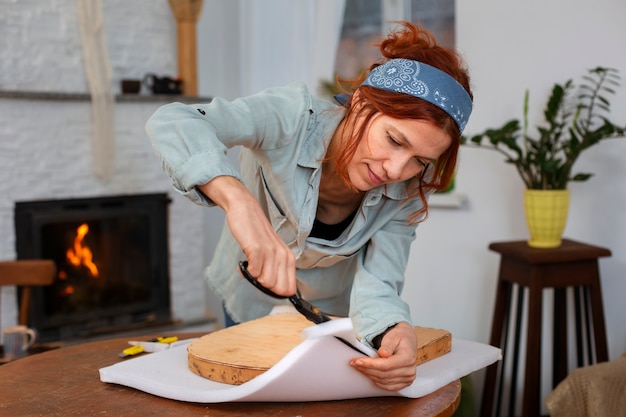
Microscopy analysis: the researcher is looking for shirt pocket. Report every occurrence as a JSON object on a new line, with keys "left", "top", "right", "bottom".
{"left": 311, "top": 250, "right": 360, "bottom": 268}
{"left": 297, "top": 247, "right": 360, "bottom": 269}
{"left": 258, "top": 167, "right": 298, "bottom": 247}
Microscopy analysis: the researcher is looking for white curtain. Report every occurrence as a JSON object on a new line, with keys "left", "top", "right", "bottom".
{"left": 76, "top": 0, "right": 115, "bottom": 182}
{"left": 239, "top": 0, "right": 346, "bottom": 96}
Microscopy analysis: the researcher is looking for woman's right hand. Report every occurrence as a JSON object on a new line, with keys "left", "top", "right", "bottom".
{"left": 198, "top": 176, "right": 297, "bottom": 296}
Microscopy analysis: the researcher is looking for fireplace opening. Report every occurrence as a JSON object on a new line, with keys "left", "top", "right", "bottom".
{"left": 14, "top": 193, "right": 172, "bottom": 342}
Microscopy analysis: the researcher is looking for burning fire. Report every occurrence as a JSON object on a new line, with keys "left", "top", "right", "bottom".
{"left": 66, "top": 223, "right": 99, "bottom": 277}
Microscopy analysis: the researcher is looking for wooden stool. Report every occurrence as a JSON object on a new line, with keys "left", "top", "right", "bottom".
{"left": 480, "top": 239, "right": 611, "bottom": 417}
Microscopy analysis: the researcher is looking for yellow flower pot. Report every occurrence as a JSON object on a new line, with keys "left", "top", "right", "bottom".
{"left": 523, "top": 190, "right": 570, "bottom": 248}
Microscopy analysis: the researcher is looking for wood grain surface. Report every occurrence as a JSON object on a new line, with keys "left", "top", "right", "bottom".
{"left": 188, "top": 313, "right": 451, "bottom": 384}
{"left": 0, "top": 332, "right": 461, "bottom": 416}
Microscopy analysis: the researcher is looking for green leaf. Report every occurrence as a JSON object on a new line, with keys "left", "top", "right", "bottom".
{"left": 571, "top": 173, "right": 593, "bottom": 182}
{"left": 461, "top": 67, "right": 624, "bottom": 189}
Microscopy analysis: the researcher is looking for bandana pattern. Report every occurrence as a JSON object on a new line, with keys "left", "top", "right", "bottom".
{"left": 362, "top": 58, "right": 472, "bottom": 133}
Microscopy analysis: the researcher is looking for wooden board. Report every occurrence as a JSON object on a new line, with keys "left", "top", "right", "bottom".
{"left": 188, "top": 313, "right": 451, "bottom": 385}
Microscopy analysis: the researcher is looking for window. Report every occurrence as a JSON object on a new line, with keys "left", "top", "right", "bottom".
{"left": 334, "top": 0, "right": 455, "bottom": 80}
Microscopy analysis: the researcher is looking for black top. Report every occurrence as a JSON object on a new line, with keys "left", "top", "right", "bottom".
{"left": 309, "top": 210, "right": 358, "bottom": 241}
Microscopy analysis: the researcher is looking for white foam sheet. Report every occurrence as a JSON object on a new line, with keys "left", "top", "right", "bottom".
{"left": 99, "top": 318, "right": 501, "bottom": 403}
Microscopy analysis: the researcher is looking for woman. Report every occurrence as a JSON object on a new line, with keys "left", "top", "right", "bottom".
{"left": 146, "top": 22, "right": 472, "bottom": 391}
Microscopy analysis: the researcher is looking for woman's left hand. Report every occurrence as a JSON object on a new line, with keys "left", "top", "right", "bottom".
{"left": 349, "top": 322, "right": 417, "bottom": 391}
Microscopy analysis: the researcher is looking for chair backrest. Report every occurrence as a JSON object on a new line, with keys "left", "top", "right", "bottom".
{"left": 0, "top": 260, "right": 56, "bottom": 326}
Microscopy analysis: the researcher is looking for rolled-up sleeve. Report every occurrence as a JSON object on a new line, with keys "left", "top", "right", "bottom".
{"left": 145, "top": 83, "right": 311, "bottom": 206}
{"left": 349, "top": 202, "right": 418, "bottom": 346}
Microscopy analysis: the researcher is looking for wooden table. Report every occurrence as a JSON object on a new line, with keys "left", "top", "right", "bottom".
{"left": 0, "top": 332, "right": 461, "bottom": 416}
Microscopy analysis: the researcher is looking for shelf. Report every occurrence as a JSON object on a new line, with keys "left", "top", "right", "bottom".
{"left": 429, "top": 192, "right": 467, "bottom": 209}
{"left": 0, "top": 90, "right": 212, "bottom": 103}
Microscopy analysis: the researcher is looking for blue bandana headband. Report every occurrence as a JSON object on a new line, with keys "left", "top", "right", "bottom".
{"left": 361, "top": 58, "right": 472, "bottom": 133}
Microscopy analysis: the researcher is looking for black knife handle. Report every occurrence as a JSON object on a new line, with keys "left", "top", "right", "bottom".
{"left": 239, "top": 261, "right": 288, "bottom": 299}
{"left": 239, "top": 260, "right": 331, "bottom": 324}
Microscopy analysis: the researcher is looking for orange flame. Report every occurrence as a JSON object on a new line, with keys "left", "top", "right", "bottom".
{"left": 66, "top": 223, "right": 99, "bottom": 277}
{"left": 60, "top": 285, "right": 75, "bottom": 297}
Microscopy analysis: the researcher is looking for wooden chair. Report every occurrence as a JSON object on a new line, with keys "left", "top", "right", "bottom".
{"left": 0, "top": 260, "right": 56, "bottom": 326}
{"left": 1, "top": 260, "right": 59, "bottom": 363}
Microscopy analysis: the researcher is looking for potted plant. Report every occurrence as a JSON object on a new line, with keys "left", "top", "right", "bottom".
{"left": 463, "top": 67, "right": 626, "bottom": 247}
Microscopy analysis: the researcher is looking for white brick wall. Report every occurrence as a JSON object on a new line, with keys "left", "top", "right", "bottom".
{"left": 0, "top": 0, "right": 177, "bottom": 93}
{"left": 0, "top": 0, "right": 211, "bottom": 330}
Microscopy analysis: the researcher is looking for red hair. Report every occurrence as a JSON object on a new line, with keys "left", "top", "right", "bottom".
{"left": 330, "top": 22, "right": 472, "bottom": 224}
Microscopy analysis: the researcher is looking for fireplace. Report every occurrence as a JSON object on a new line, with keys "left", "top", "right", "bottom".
{"left": 14, "top": 193, "right": 172, "bottom": 342}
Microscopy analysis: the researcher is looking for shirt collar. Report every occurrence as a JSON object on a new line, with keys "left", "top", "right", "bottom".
{"left": 298, "top": 97, "right": 411, "bottom": 201}
{"left": 297, "top": 102, "right": 344, "bottom": 169}
{"left": 366, "top": 182, "right": 412, "bottom": 203}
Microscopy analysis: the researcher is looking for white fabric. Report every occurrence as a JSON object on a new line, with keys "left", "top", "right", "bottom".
{"left": 239, "top": 0, "right": 345, "bottom": 96}
{"left": 76, "top": 0, "right": 115, "bottom": 181}
{"left": 100, "top": 318, "right": 501, "bottom": 403}
{"left": 310, "top": 0, "right": 346, "bottom": 94}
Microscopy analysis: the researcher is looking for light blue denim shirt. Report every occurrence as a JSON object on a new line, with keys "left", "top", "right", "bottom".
{"left": 146, "top": 83, "right": 424, "bottom": 347}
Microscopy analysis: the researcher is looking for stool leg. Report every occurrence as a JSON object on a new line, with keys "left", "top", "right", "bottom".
{"left": 579, "top": 287, "right": 596, "bottom": 365}
{"left": 506, "top": 285, "right": 525, "bottom": 417}
{"left": 574, "top": 287, "right": 585, "bottom": 367}
{"left": 553, "top": 287, "right": 568, "bottom": 387}
{"left": 523, "top": 283, "right": 542, "bottom": 417}
{"left": 481, "top": 278, "right": 512, "bottom": 417}
{"left": 588, "top": 278, "right": 609, "bottom": 362}
{"left": 495, "top": 285, "right": 515, "bottom": 417}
